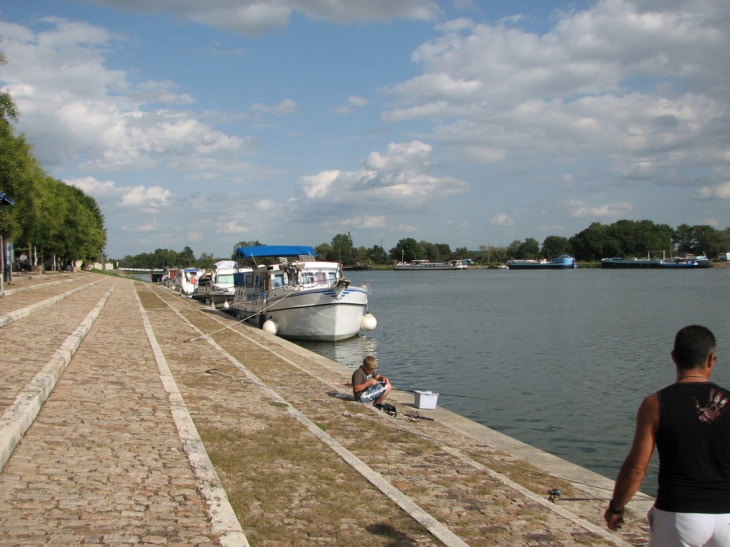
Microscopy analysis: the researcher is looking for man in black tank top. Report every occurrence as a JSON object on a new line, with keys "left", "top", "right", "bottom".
{"left": 605, "top": 325, "right": 730, "bottom": 546}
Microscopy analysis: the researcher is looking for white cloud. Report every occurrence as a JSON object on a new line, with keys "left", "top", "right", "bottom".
{"left": 298, "top": 141, "right": 469, "bottom": 209}
{"left": 217, "top": 220, "right": 252, "bottom": 234}
{"left": 570, "top": 202, "right": 634, "bottom": 218}
{"left": 119, "top": 185, "right": 171, "bottom": 207}
{"left": 334, "top": 95, "right": 371, "bottom": 114}
{"left": 339, "top": 215, "right": 386, "bottom": 229}
{"left": 300, "top": 171, "right": 341, "bottom": 200}
{"left": 82, "top": 0, "right": 440, "bottom": 36}
{"left": 0, "top": 18, "right": 255, "bottom": 173}
{"left": 490, "top": 213, "right": 514, "bottom": 226}
{"left": 382, "top": 0, "right": 730, "bottom": 192}
{"left": 69, "top": 176, "right": 171, "bottom": 208}
{"left": 697, "top": 181, "right": 730, "bottom": 199}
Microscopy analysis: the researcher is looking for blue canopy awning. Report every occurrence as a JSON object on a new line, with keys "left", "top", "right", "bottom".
{"left": 0, "top": 192, "right": 14, "bottom": 206}
{"left": 235, "top": 245, "right": 316, "bottom": 259}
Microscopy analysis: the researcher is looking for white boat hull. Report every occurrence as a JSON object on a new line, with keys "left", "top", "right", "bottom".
{"left": 232, "top": 286, "right": 368, "bottom": 341}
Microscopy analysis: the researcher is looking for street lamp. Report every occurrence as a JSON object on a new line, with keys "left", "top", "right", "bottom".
{"left": 0, "top": 191, "right": 15, "bottom": 297}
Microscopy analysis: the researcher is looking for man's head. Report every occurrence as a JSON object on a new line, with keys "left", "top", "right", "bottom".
{"left": 672, "top": 325, "right": 716, "bottom": 370}
{"left": 362, "top": 355, "right": 378, "bottom": 372}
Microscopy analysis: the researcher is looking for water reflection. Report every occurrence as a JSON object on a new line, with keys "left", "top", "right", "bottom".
{"left": 296, "top": 335, "right": 379, "bottom": 371}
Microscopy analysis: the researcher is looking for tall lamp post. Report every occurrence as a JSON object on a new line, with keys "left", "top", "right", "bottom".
{"left": 0, "top": 191, "right": 16, "bottom": 297}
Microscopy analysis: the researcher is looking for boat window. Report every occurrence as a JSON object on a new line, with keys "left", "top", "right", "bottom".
{"left": 301, "top": 272, "right": 314, "bottom": 284}
{"left": 328, "top": 272, "right": 337, "bottom": 284}
{"left": 272, "top": 274, "right": 285, "bottom": 288}
{"left": 315, "top": 272, "right": 327, "bottom": 285}
{"left": 218, "top": 274, "right": 235, "bottom": 284}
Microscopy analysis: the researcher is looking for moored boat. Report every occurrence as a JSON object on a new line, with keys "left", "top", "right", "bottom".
{"left": 342, "top": 263, "right": 373, "bottom": 271}
{"left": 393, "top": 259, "right": 468, "bottom": 271}
{"left": 192, "top": 260, "right": 242, "bottom": 309}
{"left": 508, "top": 255, "right": 577, "bottom": 270}
{"left": 601, "top": 256, "right": 662, "bottom": 268}
{"left": 230, "top": 245, "right": 376, "bottom": 341}
{"left": 601, "top": 253, "right": 709, "bottom": 269}
{"left": 177, "top": 268, "right": 205, "bottom": 295}
{"left": 658, "top": 255, "right": 710, "bottom": 268}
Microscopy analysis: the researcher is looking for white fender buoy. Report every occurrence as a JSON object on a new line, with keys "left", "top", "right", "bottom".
{"left": 222, "top": 300, "right": 230, "bottom": 309}
{"left": 361, "top": 313, "right": 377, "bottom": 331}
{"left": 262, "top": 319, "right": 278, "bottom": 334}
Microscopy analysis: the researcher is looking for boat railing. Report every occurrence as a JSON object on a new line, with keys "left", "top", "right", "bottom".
{"left": 344, "top": 279, "right": 371, "bottom": 294}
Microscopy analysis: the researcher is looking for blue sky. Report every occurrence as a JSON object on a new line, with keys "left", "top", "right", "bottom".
{"left": 1, "top": 0, "right": 728, "bottom": 259}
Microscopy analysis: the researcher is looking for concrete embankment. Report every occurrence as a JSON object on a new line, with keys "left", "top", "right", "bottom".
{"left": 0, "top": 273, "right": 653, "bottom": 546}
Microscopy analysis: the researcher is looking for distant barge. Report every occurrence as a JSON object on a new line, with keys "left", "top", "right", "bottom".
{"left": 601, "top": 255, "right": 710, "bottom": 269}
{"left": 507, "top": 255, "right": 577, "bottom": 270}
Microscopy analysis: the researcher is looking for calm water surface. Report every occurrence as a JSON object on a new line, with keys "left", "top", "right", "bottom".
{"left": 296, "top": 268, "right": 730, "bottom": 495}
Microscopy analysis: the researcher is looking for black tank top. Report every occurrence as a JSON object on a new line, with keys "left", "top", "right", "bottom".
{"left": 656, "top": 382, "right": 730, "bottom": 513}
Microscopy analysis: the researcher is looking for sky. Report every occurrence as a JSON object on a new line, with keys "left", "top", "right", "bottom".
{"left": 0, "top": 0, "right": 729, "bottom": 259}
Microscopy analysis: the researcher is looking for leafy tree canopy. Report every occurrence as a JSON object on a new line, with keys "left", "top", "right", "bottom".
{"left": 390, "top": 238, "right": 423, "bottom": 262}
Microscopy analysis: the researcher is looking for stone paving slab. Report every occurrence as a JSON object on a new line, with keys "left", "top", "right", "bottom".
{"left": 0, "top": 279, "right": 220, "bottom": 546}
{"left": 0, "top": 276, "right": 119, "bottom": 416}
{"left": 138, "top": 283, "right": 652, "bottom": 547}
{"left": 0, "top": 274, "right": 99, "bottom": 315}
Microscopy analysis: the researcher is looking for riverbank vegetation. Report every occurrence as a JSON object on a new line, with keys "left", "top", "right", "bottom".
{"left": 117, "top": 220, "right": 730, "bottom": 271}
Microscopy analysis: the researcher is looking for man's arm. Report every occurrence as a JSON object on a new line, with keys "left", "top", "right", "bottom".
{"left": 604, "top": 393, "right": 660, "bottom": 530}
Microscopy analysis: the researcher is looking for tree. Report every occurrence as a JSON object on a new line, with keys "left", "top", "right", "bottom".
{"left": 331, "top": 233, "right": 354, "bottom": 264}
{"left": 152, "top": 249, "right": 179, "bottom": 268}
{"left": 541, "top": 236, "right": 571, "bottom": 258}
{"left": 179, "top": 246, "right": 196, "bottom": 266}
{"left": 515, "top": 238, "right": 540, "bottom": 259}
{"left": 0, "top": 123, "right": 41, "bottom": 244}
{"left": 673, "top": 224, "right": 723, "bottom": 257}
{"left": 368, "top": 245, "right": 388, "bottom": 265}
{"left": 570, "top": 223, "right": 614, "bottom": 261}
{"left": 198, "top": 252, "right": 216, "bottom": 270}
{"left": 315, "top": 242, "right": 335, "bottom": 262}
{"left": 605, "top": 219, "right": 671, "bottom": 257}
{"left": 434, "top": 243, "right": 452, "bottom": 261}
{"left": 454, "top": 247, "right": 470, "bottom": 259}
{"left": 506, "top": 240, "right": 522, "bottom": 259}
{"left": 0, "top": 39, "right": 18, "bottom": 124}
{"left": 390, "top": 238, "right": 423, "bottom": 262}
{"left": 420, "top": 240, "right": 438, "bottom": 261}
{"left": 354, "top": 245, "right": 368, "bottom": 263}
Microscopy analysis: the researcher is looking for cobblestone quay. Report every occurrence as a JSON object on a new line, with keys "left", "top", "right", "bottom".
{"left": 0, "top": 273, "right": 653, "bottom": 546}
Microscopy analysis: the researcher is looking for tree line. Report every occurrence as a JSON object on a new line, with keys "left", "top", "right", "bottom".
{"left": 117, "top": 221, "right": 730, "bottom": 271}
{"left": 0, "top": 41, "right": 107, "bottom": 272}
{"left": 315, "top": 221, "right": 729, "bottom": 264}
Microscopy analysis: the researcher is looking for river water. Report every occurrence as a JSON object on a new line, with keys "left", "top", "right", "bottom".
{"left": 295, "top": 267, "right": 730, "bottom": 495}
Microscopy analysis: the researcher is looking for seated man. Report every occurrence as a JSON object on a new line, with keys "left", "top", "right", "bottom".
{"left": 351, "top": 355, "right": 392, "bottom": 405}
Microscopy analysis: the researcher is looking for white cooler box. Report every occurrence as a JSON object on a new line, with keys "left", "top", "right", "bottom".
{"left": 413, "top": 390, "right": 439, "bottom": 409}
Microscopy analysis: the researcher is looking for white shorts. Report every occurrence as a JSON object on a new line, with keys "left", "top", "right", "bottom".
{"left": 648, "top": 507, "right": 730, "bottom": 547}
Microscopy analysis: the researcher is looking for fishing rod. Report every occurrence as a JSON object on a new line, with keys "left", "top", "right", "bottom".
{"left": 406, "top": 390, "right": 491, "bottom": 402}
{"left": 340, "top": 368, "right": 492, "bottom": 402}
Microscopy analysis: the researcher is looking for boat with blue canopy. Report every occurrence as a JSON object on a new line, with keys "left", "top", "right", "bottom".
{"left": 230, "top": 245, "right": 376, "bottom": 341}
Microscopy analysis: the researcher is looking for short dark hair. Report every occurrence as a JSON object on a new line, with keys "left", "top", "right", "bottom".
{"left": 673, "top": 325, "right": 716, "bottom": 370}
